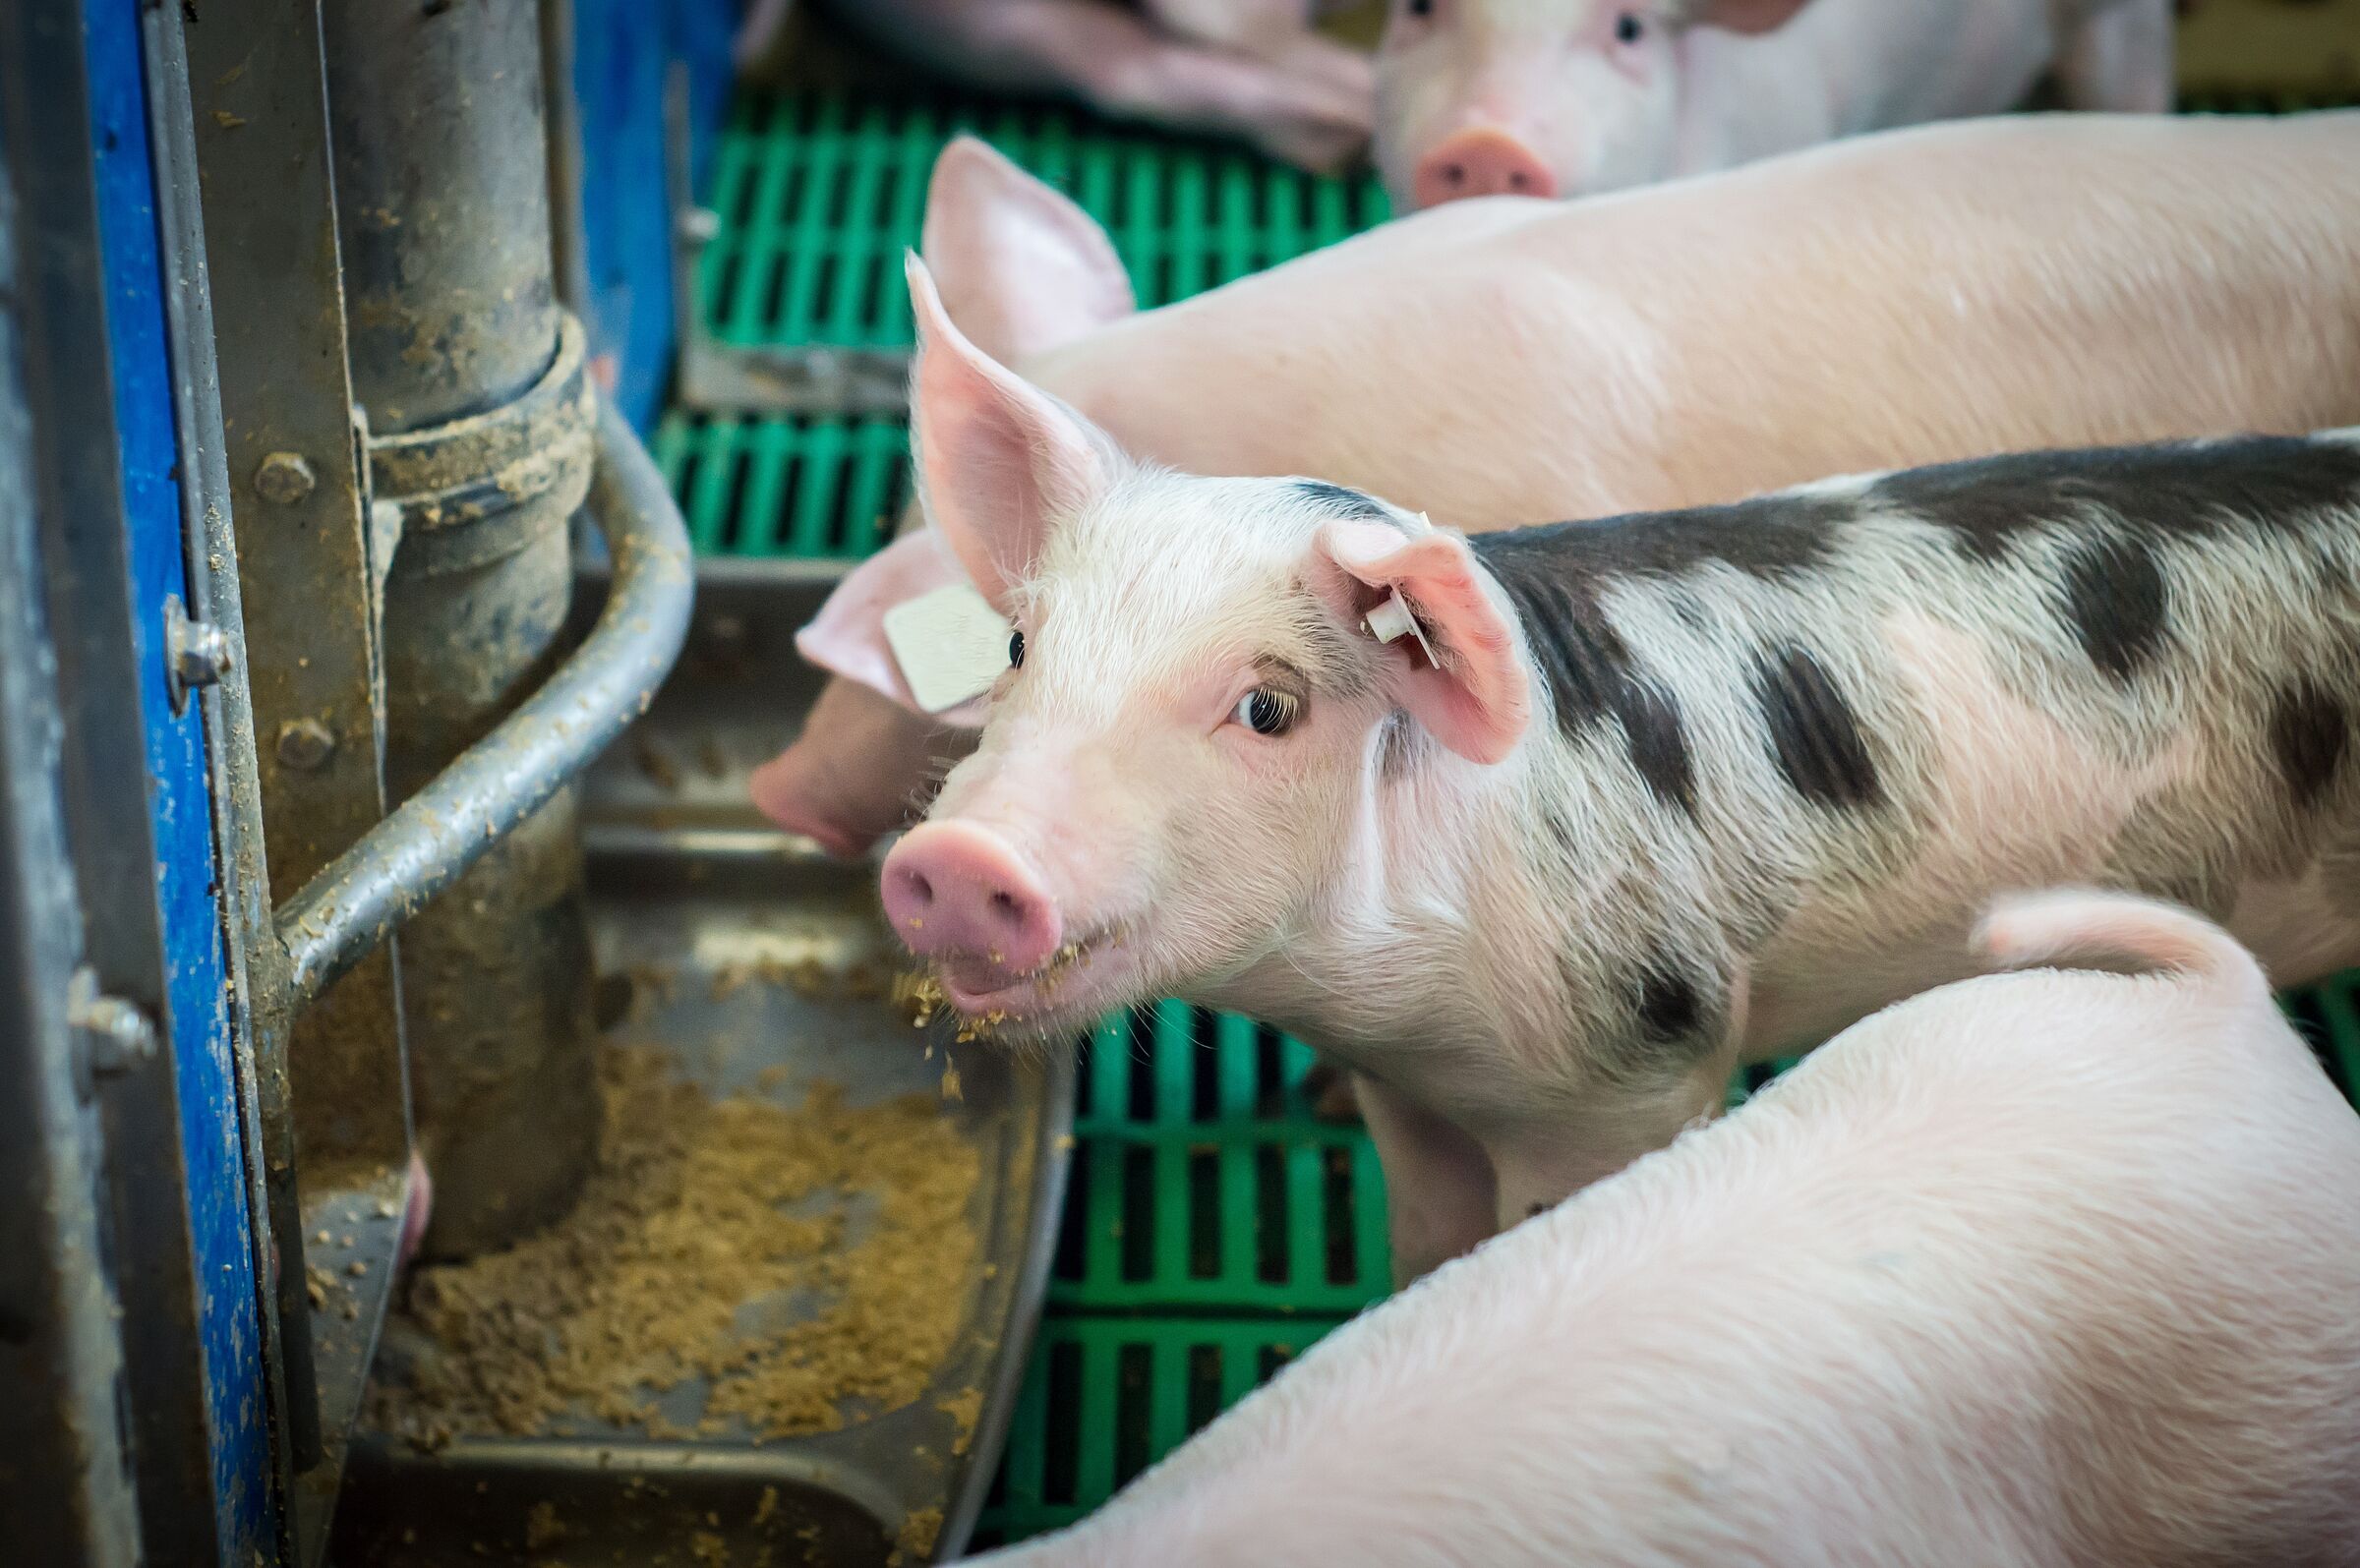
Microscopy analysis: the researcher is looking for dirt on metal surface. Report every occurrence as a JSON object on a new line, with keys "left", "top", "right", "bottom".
{"left": 369, "top": 1040, "right": 981, "bottom": 1448}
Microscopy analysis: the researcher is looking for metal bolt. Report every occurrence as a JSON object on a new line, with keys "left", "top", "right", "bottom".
{"left": 68, "top": 967, "right": 157, "bottom": 1079}
{"left": 254, "top": 450, "right": 317, "bottom": 504}
{"left": 163, "top": 595, "right": 232, "bottom": 714}
{"left": 276, "top": 718, "right": 338, "bottom": 772}
{"left": 677, "top": 205, "right": 720, "bottom": 246}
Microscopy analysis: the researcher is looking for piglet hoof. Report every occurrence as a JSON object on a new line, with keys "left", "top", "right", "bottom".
{"left": 1301, "top": 1060, "right": 1365, "bottom": 1124}
{"left": 1254, "top": 62, "right": 1374, "bottom": 172}
{"left": 395, "top": 1150, "right": 433, "bottom": 1274}
{"left": 746, "top": 677, "right": 963, "bottom": 860}
{"left": 749, "top": 753, "right": 882, "bottom": 860}
{"left": 1258, "top": 115, "right": 1373, "bottom": 178}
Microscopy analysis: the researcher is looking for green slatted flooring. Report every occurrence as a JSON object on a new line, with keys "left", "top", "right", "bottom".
{"left": 648, "top": 92, "right": 1387, "bottom": 561}
{"left": 1052, "top": 1007, "right": 1390, "bottom": 1315}
{"left": 654, "top": 84, "right": 2360, "bottom": 1556}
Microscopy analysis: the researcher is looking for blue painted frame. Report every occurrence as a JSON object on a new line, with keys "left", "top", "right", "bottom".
{"left": 573, "top": 0, "right": 736, "bottom": 432}
{"left": 50, "top": 3, "right": 739, "bottom": 1547}
{"left": 81, "top": 1, "right": 270, "bottom": 1558}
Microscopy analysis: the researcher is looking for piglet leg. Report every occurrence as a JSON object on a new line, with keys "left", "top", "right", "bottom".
{"left": 749, "top": 678, "right": 970, "bottom": 859}
{"left": 395, "top": 1149, "right": 433, "bottom": 1272}
{"left": 1298, "top": 1056, "right": 1366, "bottom": 1123}
{"left": 1140, "top": 0, "right": 1318, "bottom": 54}
{"left": 859, "top": 0, "right": 1373, "bottom": 174}
{"left": 1351, "top": 1074, "right": 1498, "bottom": 1286}
{"left": 1099, "top": 23, "right": 1374, "bottom": 175}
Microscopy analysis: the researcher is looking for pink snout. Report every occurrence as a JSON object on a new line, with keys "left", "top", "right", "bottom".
{"left": 881, "top": 821, "right": 1063, "bottom": 986}
{"left": 1412, "top": 128, "right": 1558, "bottom": 207}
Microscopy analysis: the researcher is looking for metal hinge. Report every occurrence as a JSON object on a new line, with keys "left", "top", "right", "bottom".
{"left": 163, "top": 593, "right": 232, "bottom": 714}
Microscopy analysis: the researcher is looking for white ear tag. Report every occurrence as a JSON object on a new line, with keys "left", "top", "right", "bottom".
{"left": 883, "top": 582, "right": 1013, "bottom": 715}
{"left": 1363, "top": 586, "right": 1439, "bottom": 667}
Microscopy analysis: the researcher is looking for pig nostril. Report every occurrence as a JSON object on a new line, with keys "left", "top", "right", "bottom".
{"left": 884, "top": 825, "right": 1060, "bottom": 970}
{"left": 1444, "top": 163, "right": 1467, "bottom": 189}
{"left": 1507, "top": 170, "right": 1529, "bottom": 192}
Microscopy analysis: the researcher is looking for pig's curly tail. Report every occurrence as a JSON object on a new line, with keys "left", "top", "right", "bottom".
{"left": 1970, "top": 888, "right": 2269, "bottom": 1007}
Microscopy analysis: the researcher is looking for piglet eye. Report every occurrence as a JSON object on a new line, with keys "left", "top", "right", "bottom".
{"left": 1231, "top": 688, "right": 1301, "bottom": 737}
{"left": 1009, "top": 629, "right": 1026, "bottom": 668}
{"left": 1615, "top": 11, "right": 1642, "bottom": 41}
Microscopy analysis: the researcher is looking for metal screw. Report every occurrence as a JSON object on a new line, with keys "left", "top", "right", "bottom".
{"left": 677, "top": 205, "right": 720, "bottom": 246}
{"left": 68, "top": 967, "right": 157, "bottom": 1079}
{"left": 276, "top": 718, "right": 338, "bottom": 772}
{"left": 163, "top": 595, "right": 232, "bottom": 714}
{"left": 254, "top": 450, "right": 318, "bottom": 504}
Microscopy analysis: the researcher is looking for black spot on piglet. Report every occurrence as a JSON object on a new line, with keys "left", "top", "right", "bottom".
{"left": 1876, "top": 434, "right": 2360, "bottom": 561}
{"left": 1752, "top": 644, "right": 1881, "bottom": 809}
{"left": 1636, "top": 963, "right": 1702, "bottom": 1042}
{"left": 1616, "top": 676, "right": 1697, "bottom": 818}
{"left": 2272, "top": 678, "right": 2349, "bottom": 809}
{"left": 1464, "top": 556, "right": 1700, "bottom": 816}
{"left": 1293, "top": 481, "right": 1395, "bottom": 523}
{"left": 2058, "top": 533, "right": 2168, "bottom": 681}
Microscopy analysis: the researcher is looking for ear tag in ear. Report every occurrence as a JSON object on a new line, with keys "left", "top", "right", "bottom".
{"left": 1363, "top": 586, "right": 1440, "bottom": 668}
{"left": 883, "top": 582, "right": 1013, "bottom": 715}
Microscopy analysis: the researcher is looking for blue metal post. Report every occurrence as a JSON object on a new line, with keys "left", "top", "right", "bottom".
{"left": 81, "top": 1, "right": 270, "bottom": 1558}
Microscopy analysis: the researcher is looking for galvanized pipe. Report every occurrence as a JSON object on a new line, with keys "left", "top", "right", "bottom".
{"left": 274, "top": 396, "right": 693, "bottom": 1008}
{"left": 326, "top": 0, "right": 559, "bottom": 431}
{"left": 323, "top": 0, "right": 616, "bottom": 1255}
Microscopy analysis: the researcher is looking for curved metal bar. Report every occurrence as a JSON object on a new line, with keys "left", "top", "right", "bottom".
{"left": 274, "top": 396, "right": 694, "bottom": 1008}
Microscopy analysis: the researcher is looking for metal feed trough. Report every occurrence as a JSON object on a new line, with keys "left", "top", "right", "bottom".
{"left": 333, "top": 560, "right": 1071, "bottom": 1566}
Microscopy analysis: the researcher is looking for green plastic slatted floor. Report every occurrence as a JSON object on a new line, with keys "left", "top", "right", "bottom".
{"left": 654, "top": 85, "right": 2360, "bottom": 1554}
{"left": 648, "top": 93, "right": 1388, "bottom": 560}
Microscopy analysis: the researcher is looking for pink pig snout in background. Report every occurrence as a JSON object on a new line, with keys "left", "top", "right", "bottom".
{"left": 1411, "top": 125, "right": 1558, "bottom": 203}
{"left": 966, "top": 892, "right": 2360, "bottom": 1568}
{"left": 1376, "top": 0, "right": 2176, "bottom": 208}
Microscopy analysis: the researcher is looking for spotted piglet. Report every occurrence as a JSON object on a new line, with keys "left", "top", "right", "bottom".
{"left": 963, "top": 893, "right": 2360, "bottom": 1568}
{"left": 880, "top": 255, "right": 2360, "bottom": 1283}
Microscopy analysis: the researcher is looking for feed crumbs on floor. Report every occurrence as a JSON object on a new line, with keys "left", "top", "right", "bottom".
{"left": 369, "top": 1043, "right": 980, "bottom": 1447}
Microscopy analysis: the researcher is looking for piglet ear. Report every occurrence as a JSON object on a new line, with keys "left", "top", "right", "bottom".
{"left": 921, "top": 136, "right": 1138, "bottom": 366}
{"left": 907, "top": 252, "right": 1115, "bottom": 610}
{"left": 1317, "top": 519, "right": 1531, "bottom": 765}
{"left": 793, "top": 529, "right": 982, "bottom": 726}
{"left": 1665, "top": 0, "right": 1810, "bottom": 33}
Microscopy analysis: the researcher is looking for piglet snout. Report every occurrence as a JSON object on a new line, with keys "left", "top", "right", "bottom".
{"left": 1412, "top": 128, "right": 1558, "bottom": 206}
{"left": 882, "top": 821, "right": 1063, "bottom": 982}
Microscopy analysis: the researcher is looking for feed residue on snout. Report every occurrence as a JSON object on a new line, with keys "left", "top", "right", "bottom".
{"left": 369, "top": 1043, "right": 980, "bottom": 1447}
{"left": 894, "top": 971, "right": 947, "bottom": 1027}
